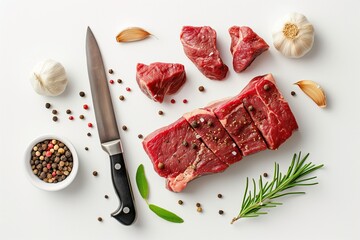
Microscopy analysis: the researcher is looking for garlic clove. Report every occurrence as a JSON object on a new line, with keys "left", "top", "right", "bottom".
{"left": 30, "top": 59, "right": 68, "bottom": 96}
{"left": 116, "top": 27, "right": 152, "bottom": 43}
{"left": 272, "top": 12, "right": 314, "bottom": 58}
{"left": 294, "top": 80, "right": 326, "bottom": 108}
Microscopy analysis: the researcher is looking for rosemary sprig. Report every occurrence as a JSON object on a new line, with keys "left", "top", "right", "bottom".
{"left": 231, "top": 152, "right": 323, "bottom": 224}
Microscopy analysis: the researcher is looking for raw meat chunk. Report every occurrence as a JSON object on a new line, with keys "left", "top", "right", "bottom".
{"left": 180, "top": 26, "right": 228, "bottom": 80}
{"left": 136, "top": 62, "right": 186, "bottom": 103}
{"left": 142, "top": 117, "right": 228, "bottom": 192}
{"left": 183, "top": 109, "right": 242, "bottom": 165}
{"left": 241, "top": 74, "right": 298, "bottom": 149}
{"left": 229, "top": 26, "right": 269, "bottom": 73}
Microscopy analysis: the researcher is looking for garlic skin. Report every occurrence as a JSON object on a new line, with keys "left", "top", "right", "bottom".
{"left": 30, "top": 59, "right": 68, "bottom": 96}
{"left": 272, "top": 13, "right": 314, "bottom": 58}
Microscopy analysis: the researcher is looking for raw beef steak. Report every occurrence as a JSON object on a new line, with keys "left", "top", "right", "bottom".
{"left": 183, "top": 109, "right": 242, "bottom": 165}
{"left": 229, "top": 26, "right": 269, "bottom": 73}
{"left": 180, "top": 26, "right": 228, "bottom": 80}
{"left": 142, "top": 117, "right": 228, "bottom": 192}
{"left": 136, "top": 62, "right": 186, "bottom": 103}
{"left": 241, "top": 74, "right": 298, "bottom": 149}
{"left": 207, "top": 99, "right": 267, "bottom": 156}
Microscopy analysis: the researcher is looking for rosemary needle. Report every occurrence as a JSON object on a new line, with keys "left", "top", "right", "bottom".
{"left": 231, "top": 152, "right": 323, "bottom": 224}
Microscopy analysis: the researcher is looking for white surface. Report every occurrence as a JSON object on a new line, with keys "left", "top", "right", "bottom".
{"left": 1, "top": 0, "right": 360, "bottom": 239}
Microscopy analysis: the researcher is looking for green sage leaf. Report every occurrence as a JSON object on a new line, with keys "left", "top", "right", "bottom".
{"left": 148, "top": 204, "right": 184, "bottom": 223}
{"left": 136, "top": 164, "right": 149, "bottom": 200}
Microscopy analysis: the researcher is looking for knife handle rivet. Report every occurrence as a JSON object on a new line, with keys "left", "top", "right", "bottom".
{"left": 114, "top": 163, "right": 121, "bottom": 170}
{"left": 123, "top": 207, "right": 130, "bottom": 214}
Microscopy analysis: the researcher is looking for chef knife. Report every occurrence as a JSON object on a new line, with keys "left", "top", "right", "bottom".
{"left": 86, "top": 27, "right": 136, "bottom": 225}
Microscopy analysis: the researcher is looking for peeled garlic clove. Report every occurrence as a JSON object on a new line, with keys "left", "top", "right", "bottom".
{"left": 272, "top": 12, "right": 314, "bottom": 58}
{"left": 30, "top": 59, "right": 68, "bottom": 96}
{"left": 116, "top": 27, "right": 152, "bottom": 42}
{"left": 295, "top": 80, "right": 326, "bottom": 108}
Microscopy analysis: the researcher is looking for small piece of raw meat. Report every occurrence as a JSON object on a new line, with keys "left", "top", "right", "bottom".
{"left": 142, "top": 117, "right": 228, "bottom": 192}
{"left": 241, "top": 74, "right": 298, "bottom": 149}
{"left": 207, "top": 99, "right": 267, "bottom": 156}
{"left": 183, "top": 109, "right": 242, "bottom": 165}
{"left": 229, "top": 26, "right": 269, "bottom": 73}
{"left": 136, "top": 62, "right": 186, "bottom": 103}
{"left": 180, "top": 26, "right": 228, "bottom": 80}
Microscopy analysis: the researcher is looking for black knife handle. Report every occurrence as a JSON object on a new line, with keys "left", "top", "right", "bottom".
{"left": 109, "top": 153, "right": 136, "bottom": 225}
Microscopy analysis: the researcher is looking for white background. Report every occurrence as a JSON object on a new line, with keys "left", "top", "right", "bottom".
{"left": 1, "top": 0, "right": 360, "bottom": 239}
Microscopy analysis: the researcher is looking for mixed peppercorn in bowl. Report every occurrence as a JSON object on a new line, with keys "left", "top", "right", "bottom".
{"left": 24, "top": 135, "right": 79, "bottom": 191}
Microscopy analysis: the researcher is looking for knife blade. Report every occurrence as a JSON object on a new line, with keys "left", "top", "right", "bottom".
{"left": 86, "top": 27, "right": 136, "bottom": 226}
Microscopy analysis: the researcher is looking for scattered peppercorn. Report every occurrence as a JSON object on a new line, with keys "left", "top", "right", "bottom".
{"left": 92, "top": 171, "right": 98, "bottom": 176}
{"left": 97, "top": 217, "right": 103, "bottom": 222}
{"left": 183, "top": 99, "right": 188, "bottom": 104}
{"left": 109, "top": 80, "right": 114, "bottom": 84}
{"left": 83, "top": 104, "right": 89, "bottom": 110}
{"left": 178, "top": 200, "right": 183, "bottom": 205}
{"left": 191, "top": 143, "right": 198, "bottom": 149}
{"left": 79, "top": 91, "right": 85, "bottom": 97}
{"left": 218, "top": 210, "right": 224, "bottom": 215}
{"left": 263, "top": 172, "right": 268, "bottom": 177}
{"left": 85, "top": 147, "right": 89, "bottom": 151}
{"left": 170, "top": 99, "right": 176, "bottom": 104}
{"left": 87, "top": 132, "right": 92, "bottom": 137}
{"left": 291, "top": 91, "right": 296, "bottom": 96}
{"left": 66, "top": 109, "right": 71, "bottom": 114}
{"left": 197, "top": 207, "right": 203, "bottom": 213}
{"left": 79, "top": 115, "right": 85, "bottom": 119}
{"left": 263, "top": 84, "right": 270, "bottom": 91}
{"left": 207, "top": 120, "right": 214, "bottom": 127}
{"left": 117, "top": 79, "right": 122, "bottom": 84}
{"left": 45, "top": 103, "right": 51, "bottom": 109}
{"left": 137, "top": 134, "right": 143, "bottom": 139}
{"left": 52, "top": 110, "right": 57, "bottom": 115}
{"left": 198, "top": 86, "right": 205, "bottom": 92}
{"left": 248, "top": 105, "right": 254, "bottom": 111}
{"left": 119, "top": 95, "right": 125, "bottom": 101}
{"left": 158, "top": 162, "right": 164, "bottom": 169}
{"left": 52, "top": 116, "right": 58, "bottom": 122}
{"left": 122, "top": 125, "right": 127, "bottom": 131}
{"left": 196, "top": 203, "right": 201, "bottom": 207}
{"left": 191, "top": 121, "right": 199, "bottom": 128}
{"left": 126, "top": 87, "right": 131, "bottom": 92}
{"left": 108, "top": 69, "right": 113, "bottom": 74}
{"left": 88, "top": 123, "right": 93, "bottom": 128}
{"left": 104, "top": 195, "right": 109, "bottom": 199}
{"left": 217, "top": 193, "right": 223, "bottom": 198}
{"left": 158, "top": 110, "right": 164, "bottom": 115}
{"left": 69, "top": 116, "right": 74, "bottom": 120}
{"left": 182, "top": 141, "right": 188, "bottom": 147}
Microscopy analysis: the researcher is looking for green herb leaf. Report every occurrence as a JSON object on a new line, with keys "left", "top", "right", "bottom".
{"left": 231, "top": 152, "right": 324, "bottom": 224}
{"left": 148, "top": 204, "right": 184, "bottom": 223}
{"left": 136, "top": 164, "right": 149, "bottom": 200}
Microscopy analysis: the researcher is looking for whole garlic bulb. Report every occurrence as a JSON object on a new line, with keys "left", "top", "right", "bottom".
{"left": 272, "top": 12, "right": 314, "bottom": 58}
{"left": 30, "top": 59, "right": 68, "bottom": 96}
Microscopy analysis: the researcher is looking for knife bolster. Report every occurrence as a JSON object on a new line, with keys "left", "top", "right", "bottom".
{"left": 101, "top": 139, "right": 123, "bottom": 155}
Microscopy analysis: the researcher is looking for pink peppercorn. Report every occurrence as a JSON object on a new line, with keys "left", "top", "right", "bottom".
{"left": 69, "top": 116, "right": 74, "bottom": 120}
{"left": 47, "top": 143, "right": 54, "bottom": 150}
{"left": 46, "top": 151, "right": 52, "bottom": 157}
{"left": 126, "top": 87, "right": 131, "bottom": 92}
{"left": 83, "top": 104, "right": 89, "bottom": 110}
{"left": 47, "top": 163, "right": 51, "bottom": 169}
{"left": 52, "top": 171, "right": 57, "bottom": 177}
{"left": 109, "top": 80, "right": 114, "bottom": 84}
{"left": 183, "top": 99, "right": 188, "bottom": 104}
{"left": 170, "top": 99, "right": 176, "bottom": 104}
{"left": 88, "top": 123, "right": 93, "bottom": 128}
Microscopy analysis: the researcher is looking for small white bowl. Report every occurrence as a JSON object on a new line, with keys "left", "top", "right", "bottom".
{"left": 24, "top": 134, "right": 79, "bottom": 191}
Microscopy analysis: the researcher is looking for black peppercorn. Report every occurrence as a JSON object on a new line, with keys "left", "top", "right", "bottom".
{"left": 104, "top": 195, "right": 109, "bottom": 199}
{"left": 87, "top": 132, "right": 91, "bottom": 137}
{"left": 263, "top": 172, "right": 268, "bottom": 177}
{"left": 119, "top": 95, "right": 125, "bottom": 101}
{"left": 117, "top": 79, "right": 122, "bottom": 84}
{"left": 79, "top": 91, "right": 85, "bottom": 97}
{"left": 178, "top": 200, "right": 183, "bottom": 205}
{"left": 263, "top": 84, "right": 270, "bottom": 91}
{"left": 196, "top": 203, "right": 201, "bottom": 207}
{"left": 85, "top": 147, "right": 89, "bottom": 151}
{"left": 45, "top": 103, "right": 51, "bottom": 109}
{"left": 52, "top": 109, "right": 58, "bottom": 115}
{"left": 122, "top": 125, "right": 127, "bottom": 131}
{"left": 198, "top": 86, "right": 205, "bottom": 92}
{"left": 217, "top": 193, "right": 223, "bottom": 198}
{"left": 191, "top": 143, "right": 197, "bottom": 149}
{"left": 248, "top": 105, "right": 254, "bottom": 111}
{"left": 108, "top": 69, "right": 113, "bottom": 74}
{"left": 97, "top": 217, "right": 103, "bottom": 222}
{"left": 291, "top": 91, "right": 296, "bottom": 96}
{"left": 66, "top": 109, "right": 71, "bottom": 114}
{"left": 182, "top": 141, "right": 188, "bottom": 147}
{"left": 191, "top": 121, "right": 199, "bottom": 128}
{"left": 52, "top": 116, "right": 58, "bottom": 122}
{"left": 218, "top": 210, "right": 224, "bottom": 215}
{"left": 138, "top": 134, "right": 143, "bottom": 139}
{"left": 79, "top": 115, "right": 85, "bottom": 119}
{"left": 158, "top": 110, "right": 164, "bottom": 115}
{"left": 93, "top": 171, "right": 98, "bottom": 176}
